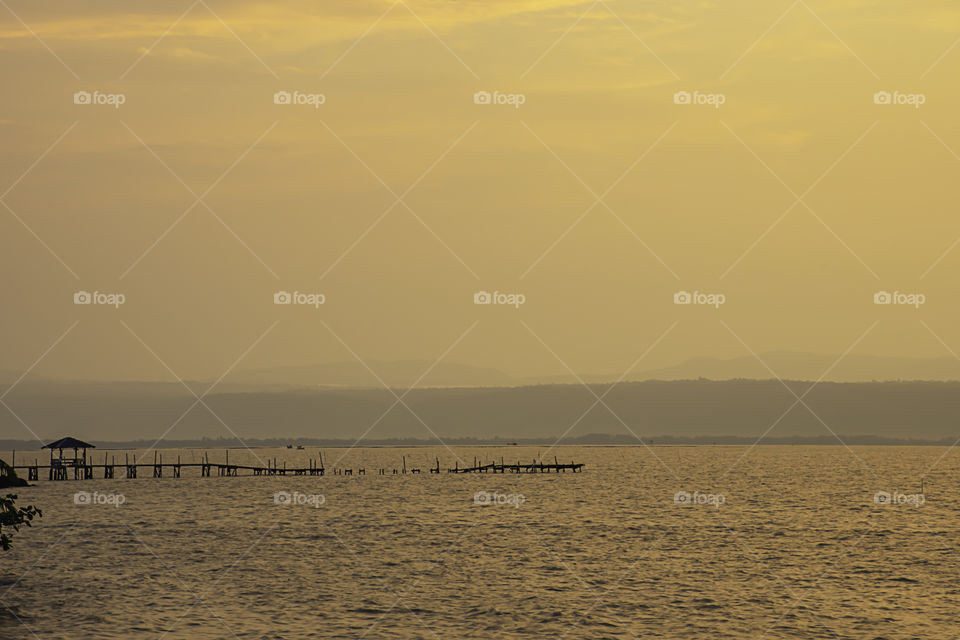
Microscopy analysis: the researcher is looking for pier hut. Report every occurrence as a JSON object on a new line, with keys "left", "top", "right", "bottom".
{"left": 43, "top": 436, "right": 95, "bottom": 480}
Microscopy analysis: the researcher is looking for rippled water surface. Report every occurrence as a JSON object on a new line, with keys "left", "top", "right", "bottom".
{"left": 2, "top": 445, "right": 960, "bottom": 639}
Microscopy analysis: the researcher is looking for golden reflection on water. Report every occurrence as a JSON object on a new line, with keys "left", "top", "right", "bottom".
{"left": 2, "top": 445, "right": 958, "bottom": 639}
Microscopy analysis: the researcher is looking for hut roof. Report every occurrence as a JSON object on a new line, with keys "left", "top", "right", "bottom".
{"left": 43, "top": 437, "right": 95, "bottom": 449}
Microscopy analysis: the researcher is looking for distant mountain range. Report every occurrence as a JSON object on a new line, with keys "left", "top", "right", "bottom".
{"left": 5, "top": 352, "right": 960, "bottom": 389}
{"left": 2, "top": 378, "right": 960, "bottom": 444}
{"left": 223, "top": 360, "right": 514, "bottom": 389}
{"left": 618, "top": 352, "right": 960, "bottom": 384}
{"left": 4, "top": 353, "right": 960, "bottom": 445}
{"left": 216, "top": 352, "right": 960, "bottom": 386}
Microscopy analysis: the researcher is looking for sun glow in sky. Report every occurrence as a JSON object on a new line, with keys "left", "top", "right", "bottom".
{"left": 2, "top": 0, "right": 960, "bottom": 382}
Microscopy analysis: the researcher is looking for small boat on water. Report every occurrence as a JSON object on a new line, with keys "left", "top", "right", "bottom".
{"left": 286, "top": 445, "right": 293, "bottom": 449}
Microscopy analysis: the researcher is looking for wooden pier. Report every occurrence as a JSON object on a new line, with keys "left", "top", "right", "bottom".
{"left": 8, "top": 449, "right": 583, "bottom": 481}
{"left": 449, "top": 456, "right": 584, "bottom": 474}
{"left": 6, "top": 438, "right": 584, "bottom": 481}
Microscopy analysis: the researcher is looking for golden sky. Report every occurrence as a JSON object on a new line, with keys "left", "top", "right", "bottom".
{"left": 2, "top": 0, "right": 960, "bottom": 382}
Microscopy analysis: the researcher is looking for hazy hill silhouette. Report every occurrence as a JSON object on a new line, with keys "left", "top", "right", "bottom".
{"left": 221, "top": 353, "right": 960, "bottom": 387}
{"left": 10, "top": 353, "right": 960, "bottom": 389}
{"left": 223, "top": 360, "right": 513, "bottom": 388}
{"left": 2, "top": 378, "right": 959, "bottom": 443}
{"left": 621, "top": 352, "right": 960, "bottom": 384}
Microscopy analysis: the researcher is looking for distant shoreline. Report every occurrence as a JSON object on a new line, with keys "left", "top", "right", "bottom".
{"left": 5, "top": 379, "right": 960, "bottom": 443}
{"left": 4, "top": 434, "right": 958, "bottom": 450}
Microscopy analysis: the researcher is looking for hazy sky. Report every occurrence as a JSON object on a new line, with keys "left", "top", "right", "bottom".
{"left": 2, "top": 0, "right": 960, "bottom": 383}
